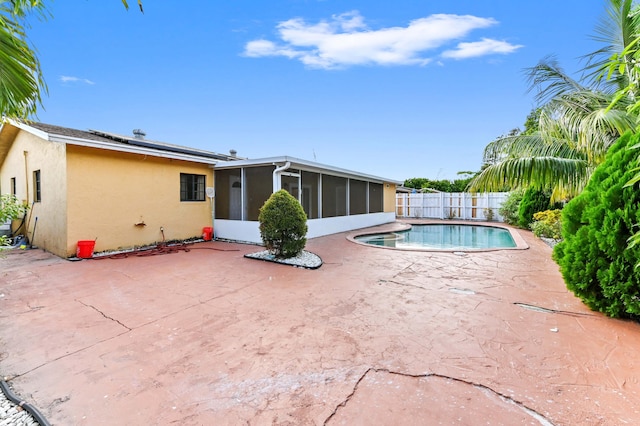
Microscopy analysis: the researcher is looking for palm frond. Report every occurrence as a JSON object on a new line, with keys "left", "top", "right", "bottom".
{"left": 585, "top": 0, "right": 640, "bottom": 91}
{"left": 0, "top": 3, "right": 47, "bottom": 119}
{"left": 537, "top": 89, "right": 634, "bottom": 160}
{"left": 121, "top": 0, "right": 144, "bottom": 13}
{"left": 525, "top": 56, "right": 588, "bottom": 105}
{"left": 578, "top": 108, "right": 636, "bottom": 159}
{"left": 468, "top": 156, "right": 590, "bottom": 201}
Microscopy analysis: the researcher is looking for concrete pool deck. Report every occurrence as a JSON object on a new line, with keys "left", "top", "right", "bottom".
{"left": 1, "top": 222, "right": 639, "bottom": 425}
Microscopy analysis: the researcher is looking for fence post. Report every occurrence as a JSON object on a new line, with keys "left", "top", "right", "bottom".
{"left": 485, "top": 193, "right": 489, "bottom": 220}
{"left": 462, "top": 192, "right": 467, "bottom": 220}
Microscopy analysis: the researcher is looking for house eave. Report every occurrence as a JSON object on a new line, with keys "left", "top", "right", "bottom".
{"left": 7, "top": 119, "right": 50, "bottom": 141}
{"left": 49, "top": 134, "right": 219, "bottom": 165}
{"left": 214, "top": 155, "right": 402, "bottom": 184}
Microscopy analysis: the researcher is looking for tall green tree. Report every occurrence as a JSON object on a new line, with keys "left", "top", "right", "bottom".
{"left": 601, "top": 3, "right": 640, "bottom": 253}
{"left": 552, "top": 132, "right": 640, "bottom": 318}
{"left": 469, "top": 0, "right": 639, "bottom": 202}
{"left": 403, "top": 175, "right": 476, "bottom": 192}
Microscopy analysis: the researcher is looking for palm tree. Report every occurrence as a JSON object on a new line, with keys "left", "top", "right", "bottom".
{"left": 468, "top": 0, "right": 640, "bottom": 202}
{"left": 0, "top": 0, "right": 47, "bottom": 120}
{"left": 0, "top": 0, "right": 142, "bottom": 120}
{"left": 121, "top": 0, "right": 144, "bottom": 12}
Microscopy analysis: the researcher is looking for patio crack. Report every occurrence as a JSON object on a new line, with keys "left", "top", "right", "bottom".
{"left": 323, "top": 368, "right": 555, "bottom": 426}
{"left": 513, "top": 302, "right": 596, "bottom": 318}
{"left": 8, "top": 330, "right": 131, "bottom": 380}
{"left": 77, "top": 300, "right": 132, "bottom": 331}
{"left": 323, "top": 367, "right": 373, "bottom": 425}
{"left": 378, "top": 279, "right": 427, "bottom": 291}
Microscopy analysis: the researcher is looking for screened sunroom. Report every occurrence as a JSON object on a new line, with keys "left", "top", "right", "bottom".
{"left": 212, "top": 156, "right": 400, "bottom": 243}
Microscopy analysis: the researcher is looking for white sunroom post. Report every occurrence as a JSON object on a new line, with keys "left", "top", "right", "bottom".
{"left": 318, "top": 174, "right": 323, "bottom": 218}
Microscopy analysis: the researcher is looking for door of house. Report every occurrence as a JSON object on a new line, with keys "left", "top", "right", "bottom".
{"left": 229, "top": 176, "right": 242, "bottom": 220}
{"left": 281, "top": 172, "right": 300, "bottom": 201}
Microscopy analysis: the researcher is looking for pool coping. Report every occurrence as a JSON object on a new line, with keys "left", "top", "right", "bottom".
{"left": 346, "top": 219, "right": 529, "bottom": 252}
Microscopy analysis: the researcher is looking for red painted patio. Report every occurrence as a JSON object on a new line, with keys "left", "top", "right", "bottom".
{"left": 1, "top": 223, "right": 639, "bottom": 425}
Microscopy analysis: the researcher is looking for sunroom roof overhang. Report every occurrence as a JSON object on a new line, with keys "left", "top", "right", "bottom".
{"left": 213, "top": 156, "right": 402, "bottom": 185}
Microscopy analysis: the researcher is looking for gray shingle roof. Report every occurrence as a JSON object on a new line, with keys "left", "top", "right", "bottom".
{"left": 27, "top": 122, "right": 240, "bottom": 161}
{"left": 28, "top": 122, "right": 116, "bottom": 143}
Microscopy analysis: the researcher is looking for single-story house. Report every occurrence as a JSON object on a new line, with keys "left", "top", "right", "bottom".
{"left": 0, "top": 120, "right": 400, "bottom": 258}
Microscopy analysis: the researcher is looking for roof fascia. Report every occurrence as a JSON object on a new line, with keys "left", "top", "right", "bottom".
{"left": 50, "top": 134, "right": 218, "bottom": 165}
{"left": 5, "top": 119, "right": 50, "bottom": 141}
{"left": 214, "top": 155, "right": 402, "bottom": 184}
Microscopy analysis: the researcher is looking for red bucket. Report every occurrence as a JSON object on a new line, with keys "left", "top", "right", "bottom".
{"left": 202, "top": 227, "right": 213, "bottom": 241}
{"left": 77, "top": 240, "right": 96, "bottom": 258}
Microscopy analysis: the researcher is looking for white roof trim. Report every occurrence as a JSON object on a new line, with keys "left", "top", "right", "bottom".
{"left": 6, "top": 119, "right": 49, "bottom": 141}
{"left": 3, "top": 119, "right": 218, "bottom": 164}
{"left": 214, "top": 155, "right": 402, "bottom": 184}
{"left": 49, "top": 134, "right": 219, "bottom": 165}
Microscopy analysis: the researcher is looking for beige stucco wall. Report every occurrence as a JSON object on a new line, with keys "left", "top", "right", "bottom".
{"left": 383, "top": 182, "right": 397, "bottom": 213}
{"left": 66, "top": 145, "right": 214, "bottom": 257}
{"left": 0, "top": 129, "right": 68, "bottom": 256}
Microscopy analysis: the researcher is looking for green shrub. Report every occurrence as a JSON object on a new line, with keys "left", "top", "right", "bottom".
{"left": 518, "top": 187, "right": 553, "bottom": 228}
{"left": 552, "top": 132, "right": 640, "bottom": 319}
{"left": 483, "top": 208, "right": 495, "bottom": 221}
{"left": 499, "top": 189, "right": 524, "bottom": 226}
{"left": 530, "top": 209, "right": 562, "bottom": 239}
{"left": 0, "top": 195, "right": 28, "bottom": 247}
{"left": 258, "top": 190, "right": 308, "bottom": 258}
{"left": 0, "top": 194, "right": 27, "bottom": 224}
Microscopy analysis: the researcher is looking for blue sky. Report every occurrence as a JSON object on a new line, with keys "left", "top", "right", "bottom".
{"left": 27, "top": 0, "right": 604, "bottom": 181}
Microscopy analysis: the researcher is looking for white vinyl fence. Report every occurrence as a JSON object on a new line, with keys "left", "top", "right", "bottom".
{"left": 396, "top": 192, "right": 509, "bottom": 222}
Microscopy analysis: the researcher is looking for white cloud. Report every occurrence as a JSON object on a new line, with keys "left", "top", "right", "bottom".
{"left": 441, "top": 38, "right": 523, "bottom": 59}
{"left": 244, "top": 40, "right": 301, "bottom": 59}
{"left": 60, "top": 75, "right": 95, "bottom": 85}
{"left": 243, "top": 11, "right": 523, "bottom": 69}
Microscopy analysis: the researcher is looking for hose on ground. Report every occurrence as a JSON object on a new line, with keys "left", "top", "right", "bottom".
{"left": 92, "top": 242, "right": 240, "bottom": 260}
{"left": 0, "top": 380, "right": 51, "bottom": 426}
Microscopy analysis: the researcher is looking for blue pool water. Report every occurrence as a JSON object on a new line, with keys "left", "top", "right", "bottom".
{"left": 355, "top": 224, "right": 517, "bottom": 250}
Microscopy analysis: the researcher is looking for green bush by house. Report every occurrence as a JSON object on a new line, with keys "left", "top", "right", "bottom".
{"left": 258, "top": 189, "right": 308, "bottom": 259}
{"left": 552, "top": 132, "right": 640, "bottom": 319}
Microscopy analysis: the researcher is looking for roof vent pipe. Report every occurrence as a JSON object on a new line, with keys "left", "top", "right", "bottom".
{"left": 229, "top": 149, "right": 237, "bottom": 157}
{"left": 133, "top": 129, "right": 146, "bottom": 139}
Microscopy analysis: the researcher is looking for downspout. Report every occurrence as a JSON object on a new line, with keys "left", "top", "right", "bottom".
{"left": 272, "top": 161, "right": 291, "bottom": 193}
{"left": 208, "top": 165, "right": 215, "bottom": 239}
{"left": 23, "top": 151, "right": 29, "bottom": 202}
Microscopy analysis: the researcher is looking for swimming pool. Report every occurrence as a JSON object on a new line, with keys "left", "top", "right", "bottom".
{"left": 355, "top": 224, "right": 518, "bottom": 250}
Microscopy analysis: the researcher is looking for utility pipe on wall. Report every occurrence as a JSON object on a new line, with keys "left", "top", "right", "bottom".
{"left": 272, "top": 161, "right": 291, "bottom": 192}
{"left": 23, "top": 150, "right": 29, "bottom": 202}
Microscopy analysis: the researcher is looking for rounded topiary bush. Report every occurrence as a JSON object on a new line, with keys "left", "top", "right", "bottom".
{"left": 552, "top": 132, "right": 640, "bottom": 319}
{"left": 259, "top": 189, "right": 308, "bottom": 258}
